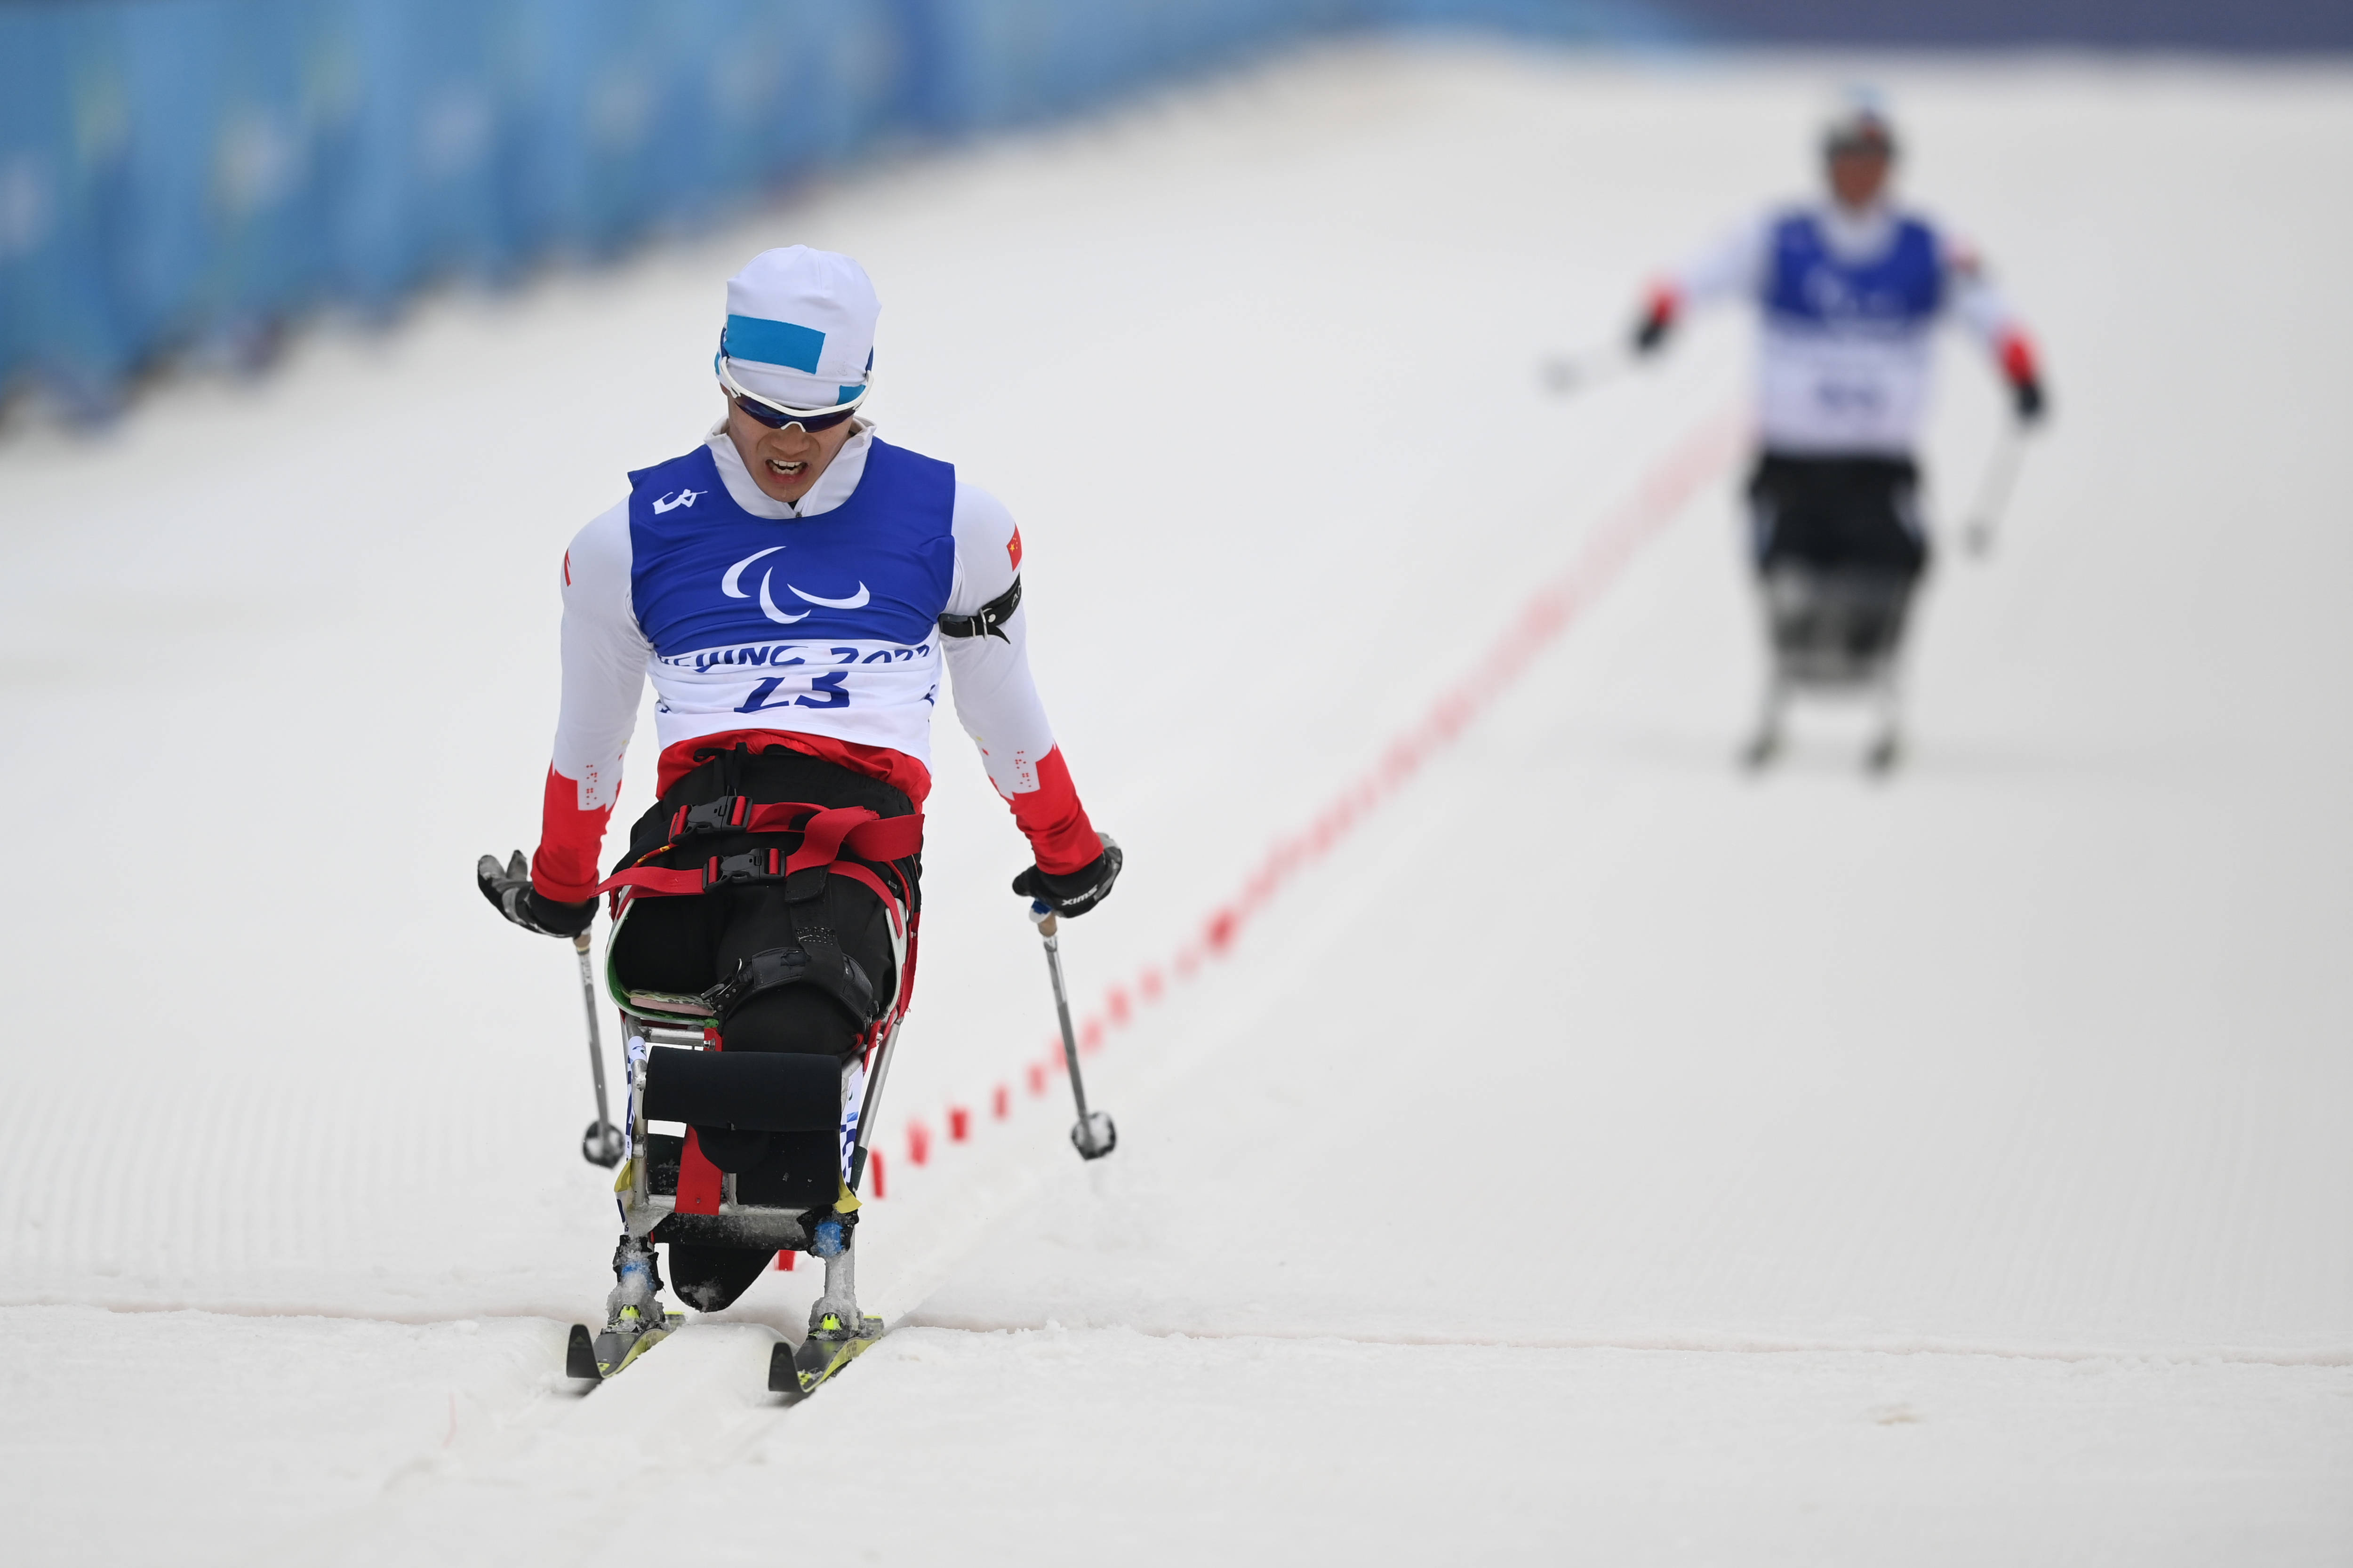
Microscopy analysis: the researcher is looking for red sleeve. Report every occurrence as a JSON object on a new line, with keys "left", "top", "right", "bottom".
{"left": 1998, "top": 329, "right": 2041, "bottom": 388}
{"left": 530, "top": 765, "right": 613, "bottom": 903}
{"left": 1011, "top": 746, "right": 1103, "bottom": 875}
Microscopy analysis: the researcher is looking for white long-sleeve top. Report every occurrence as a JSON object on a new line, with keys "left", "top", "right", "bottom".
{"left": 1670, "top": 200, "right": 2028, "bottom": 455}
{"left": 530, "top": 419, "right": 1099, "bottom": 900}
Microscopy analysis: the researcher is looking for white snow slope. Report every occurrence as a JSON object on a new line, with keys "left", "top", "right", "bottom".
{"left": 2, "top": 41, "right": 2349, "bottom": 1566}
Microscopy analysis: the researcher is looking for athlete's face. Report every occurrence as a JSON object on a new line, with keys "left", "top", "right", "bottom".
{"left": 724, "top": 398, "right": 860, "bottom": 504}
{"left": 1827, "top": 146, "right": 1891, "bottom": 210}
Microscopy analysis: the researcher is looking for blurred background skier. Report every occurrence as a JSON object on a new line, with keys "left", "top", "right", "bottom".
{"left": 475, "top": 246, "right": 1121, "bottom": 1375}
{"left": 1628, "top": 91, "right": 2048, "bottom": 771}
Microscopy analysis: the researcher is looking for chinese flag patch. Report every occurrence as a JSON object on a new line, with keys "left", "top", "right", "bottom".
{"left": 1006, "top": 528, "right": 1024, "bottom": 571}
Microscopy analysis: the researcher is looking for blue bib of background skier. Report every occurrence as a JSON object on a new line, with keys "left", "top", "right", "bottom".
{"left": 1763, "top": 212, "right": 1942, "bottom": 332}
{"left": 626, "top": 441, "right": 957, "bottom": 656}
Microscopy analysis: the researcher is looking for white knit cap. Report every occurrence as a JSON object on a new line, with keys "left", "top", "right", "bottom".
{"left": 718, "top": 246, "right": 879, "bottom": 409}
{"left": 1823, "top": 84, "right": 1897, "bottom": 156}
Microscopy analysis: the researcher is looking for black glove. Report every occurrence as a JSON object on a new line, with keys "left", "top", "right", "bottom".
{"left": 2011, "top": 373, "right": 2047, "bottom": 425}
{"left": 1632, "top": 303, "right": 1673, "bottom": 356}
{"left": 1012, "top": 834, "right": 1122, "bottom": 919}
{"left": 476, "top": 850, "right": 597, "bottom": 937}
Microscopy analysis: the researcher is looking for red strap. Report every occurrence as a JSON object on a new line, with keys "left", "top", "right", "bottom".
{"left": 593, "top": 809, "right": 923, "bottom": 913}
{"left": 738, "top": 800, "right": 818, "bottom": 833}
{"left": 596, "top": 856, "right": 913, "bottom": 934}
{"left": 785, "top": 807, "right": 870, "bottom": 875}
{"left": 827, "top": 862, "right": 904, "bottom": 939}
{"left": 896, "top": 910, "right": 922, "bottom": 1018}
{"left": 596, "top": 864, "right": 708, "bottom": 900}
{"left": 845, "top": 813, "right": 924, "bottom": 863}
{"left": 665, "top": 799, "right": 925, "bottom": 863}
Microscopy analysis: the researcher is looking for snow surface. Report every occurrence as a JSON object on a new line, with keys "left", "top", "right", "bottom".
{"left": 3, "top": 40, "right": 2351, "bottom": 1564}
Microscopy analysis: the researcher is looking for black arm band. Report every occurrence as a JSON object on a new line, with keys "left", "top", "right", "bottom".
{"left": 938, "top": 575, "right": 1022, "bottom": 642}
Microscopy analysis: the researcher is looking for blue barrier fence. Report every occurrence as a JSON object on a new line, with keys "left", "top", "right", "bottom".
{"left": 0, "top": 0, "right": 1712, "bottom": 414}
{"left": 8, "top": 0, "right": 2336, "bottom": 415}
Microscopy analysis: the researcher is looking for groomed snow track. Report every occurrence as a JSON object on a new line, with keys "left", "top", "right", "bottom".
{"left": 3, "top": 42, "right": 2349, "bottom": 1565}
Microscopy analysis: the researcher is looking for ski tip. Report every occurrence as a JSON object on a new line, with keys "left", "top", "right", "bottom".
{"left": 768, "top": 1340, "right": 808, "bottom": 1401}
{"left": 565, "top": 1323, "right": 600, "bottom": 1382}
{"left": 772, "top": 1323, "right": 884, "bottom": 1401}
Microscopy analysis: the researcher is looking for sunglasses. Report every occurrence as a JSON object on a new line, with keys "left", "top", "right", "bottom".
{"left": 1825, "top": 132, "right": 1894, "bottom": 160}
{"left": 714, "top": 348, "right": 867, "bottom": 433}
{"left": 730, "top": 391, "right": 860, "bottom": 433}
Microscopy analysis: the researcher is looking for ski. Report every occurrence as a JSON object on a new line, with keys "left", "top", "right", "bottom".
{"left": 769, "top": 1312, "right": 886, "bottom": 1402}
{"left": 564, "top": 1233, "right": 687, "bottom": 1384}
{"left": 566, "top": 1307, "right": 687, "bottom": 1383}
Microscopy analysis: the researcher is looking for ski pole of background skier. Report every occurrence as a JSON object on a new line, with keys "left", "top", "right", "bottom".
{"left": 1537, "top": 341, "right": 1635, "bottom": 399}
{"left": 1962, "top": 424, "right": 2030, "bottom": 558}
{"left": 574, "top": 931, "right": 624, "bottom": 1168}
{"left": 1031, "top": 900, "right": 1117, "bottom": 1160}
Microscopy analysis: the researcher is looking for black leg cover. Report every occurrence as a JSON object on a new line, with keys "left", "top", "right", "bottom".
{"left": 667, "top": 1243, "right": 777, "bottom": 1314}
{"left": 609, "top": 749, "right": 918, "bottom": 1318}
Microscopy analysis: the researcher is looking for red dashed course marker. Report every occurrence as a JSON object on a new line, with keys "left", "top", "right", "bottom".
{"left": 869, "top": 1149, "right": 887, "bottom": 1199}
{"left": 775, "top": 1249, "right": 796, "bottom": 1271}
{"left": 891, "top": 408, "right": 1740, "bottom": 1186}
{"left": 993, "top": 1084, "right": 1010, "bottom": 1120}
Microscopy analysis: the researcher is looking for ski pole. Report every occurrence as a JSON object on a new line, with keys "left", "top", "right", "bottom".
{"left": 846, "top": 1012, "right": 903, "bottom": 1193}
{"left": 574, "top": 931, "right": 624, "bottom": 1168}
{"left": 1030, "top": 900, "right": 1116, "bottom": 1160}
{"left": 1962, "top": 424, "right": 2029, "bottom": 559}
{"left": 1537, "top": 343, "right": 1633, "bottom": 399}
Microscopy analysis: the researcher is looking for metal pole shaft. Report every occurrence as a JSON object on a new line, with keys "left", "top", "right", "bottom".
{"left": 1039, "top": 916, "right": 1095, "bottom": 1123}
{"left": 847, "top": 1015, "right": 902, "bottom": 1192}
{"left": 1964, "top": 426, "right": 2027, "bottom": 554}
{"left": 574, "top": 931, "right": 614, "bottom": 1137}
{"left": 1541, "top": 341, "right": 1633, "bottom": 399}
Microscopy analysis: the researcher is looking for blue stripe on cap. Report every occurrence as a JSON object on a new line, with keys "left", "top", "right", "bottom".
{"left": 723, "top": 314, "right": 825, "bottom": 372}
{"left": 839, "top": 386, "right": 863, "bottom": 403}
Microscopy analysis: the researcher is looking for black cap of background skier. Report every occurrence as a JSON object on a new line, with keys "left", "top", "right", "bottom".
{"left": 1822, "top": 89, "right": 1897, "bottom": 161}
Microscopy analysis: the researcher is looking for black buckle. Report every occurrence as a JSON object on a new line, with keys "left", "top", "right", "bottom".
{"left": 699, "top": 944, "right": 812, "bottom": 1018}
{"left": 673, "top": 796, "right": 745, "bottom": 839}
{"left": 705, "top": 849, "right": 777, "bottom": 888}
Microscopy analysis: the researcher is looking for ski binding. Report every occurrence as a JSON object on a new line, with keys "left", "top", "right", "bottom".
{"left": 770, "top": 1310, "right": 886, "bottom": 1401}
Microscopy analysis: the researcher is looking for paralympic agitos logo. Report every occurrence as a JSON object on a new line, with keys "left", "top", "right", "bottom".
{"left": 720, "top": 546, "right": 870, "bottom": 626}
